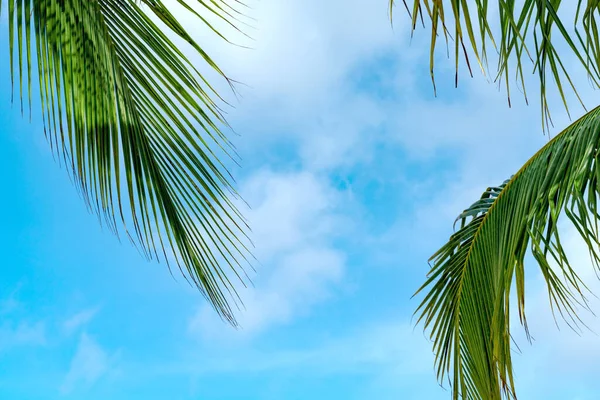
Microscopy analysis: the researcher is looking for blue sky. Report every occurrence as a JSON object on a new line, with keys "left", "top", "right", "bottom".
{"left": 2, "top": 1, "right": 600, "bottom": 399}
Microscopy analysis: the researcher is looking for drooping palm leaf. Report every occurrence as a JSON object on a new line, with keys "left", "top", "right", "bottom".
{"left": 390, "top": 0, "right": 600, "bottom": 130}
{"left": 3, "top": 0, "right": 252, "bottom": 324}
{"left": 415, "top": 106, "right": 600, "bottom": 399}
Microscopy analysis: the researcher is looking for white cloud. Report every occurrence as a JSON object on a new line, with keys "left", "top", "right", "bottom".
{"left": 171, "top": 0, "right": 403, "bottom": 95}
{"left": 165, "top": 0, "right": 422, "bottom": 173}
{"left": 242, "top": 170, "right": 344, "bottom": 257}
{"left": 0, "top": 286, "right": 46, "bottom": 352}
{"left": 189, "top": 170, "right": 347, "bottom": 337}
{"left": 0, "top": 321, "right": 46, "bottom": 351}
{"left": 60, "top": 333, "right": 116, "bottom": 395}
{"left": 63, "top": 308, "right": 99, "bottom": 336}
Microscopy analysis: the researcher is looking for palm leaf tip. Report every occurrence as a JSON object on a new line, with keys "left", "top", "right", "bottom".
{"left": 415, "top": 106, "right": 600, "bottom": 399}
{"left": 6, "top": 0, "right": 253, "bottom": 324}
{"left": 391, "top": 0, "right": 600, "bottom": 130}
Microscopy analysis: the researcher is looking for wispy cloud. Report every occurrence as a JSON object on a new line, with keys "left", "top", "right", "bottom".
{"left": 60, "top": 333, "right": 117, "bottom": 395}
{"left": 0, "top": 321, "right": 46, "bottom": 351}
{"left": 63, "top": 308, "right": 99, "bottom": 336}
{"left": 189, "top": 170, "right": 347, "bottom": 337}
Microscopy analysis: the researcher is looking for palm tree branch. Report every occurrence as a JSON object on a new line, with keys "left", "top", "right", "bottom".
{"left": 391, "top": 0, "right": 600, "bottom": 130}
{"left": 415, "top": 106, "right": 600, "bottom": 399}
{"left": 6, "top": 0, "right": 252, "bottom": 324}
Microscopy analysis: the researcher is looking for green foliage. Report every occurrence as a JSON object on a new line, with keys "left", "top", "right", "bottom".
{"left": 415, "top": 106, "right": 600, "bottom": 399}
{"left": 3, "top": 0, "right": 252, "bottom": 324}
{"left": 393, "top": 0, "right": 600, "bottom": 130}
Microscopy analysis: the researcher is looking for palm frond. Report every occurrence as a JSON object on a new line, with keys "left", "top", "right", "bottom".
{"left": 415, "top": 106, "right": 600, "bottom": 399}
{"left": 4, "top": 0, "right": 252, "bottom": 324}
{"left": 391, "top": 0, "right": 600, "bottom": 130}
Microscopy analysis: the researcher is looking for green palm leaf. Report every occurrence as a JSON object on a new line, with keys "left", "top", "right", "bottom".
{"left": 415, "top": 106, "right": 600, "bottom": 399}
{"left": 3, "top": 0, "right": 252, "bottom": 324}
{"left": 392, "top": 0, "right": 600, "bottom": 130}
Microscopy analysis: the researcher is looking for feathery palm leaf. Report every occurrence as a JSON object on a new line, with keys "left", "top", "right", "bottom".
{"left": 415, "top": 106, "right": 600, "bottom": 399}
{"left": 3, "top": 0, "right": 252, "bottom": 324}
{"left": 391, "top": 0, "right": 600, "bottom": 130}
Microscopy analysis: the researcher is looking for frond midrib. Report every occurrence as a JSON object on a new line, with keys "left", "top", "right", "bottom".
{"left": 438, "top": 105, "right": 600, "bottom": 399}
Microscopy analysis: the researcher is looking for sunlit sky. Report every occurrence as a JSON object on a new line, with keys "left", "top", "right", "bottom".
{"left": 2, "top": 1, "right": 600, "bottom": 399}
